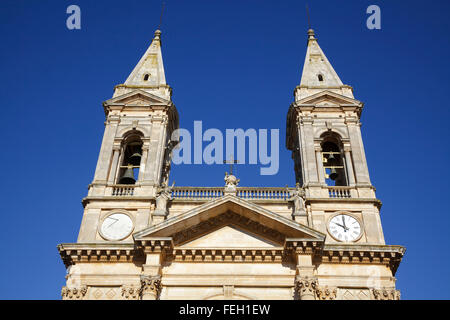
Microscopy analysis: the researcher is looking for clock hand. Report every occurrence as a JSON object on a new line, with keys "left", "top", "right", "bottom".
{"left": 333, "top": 222, "right": 349, "bottom": 231}
{"left": 107, "top": 218, "right": 119, "bottom": 228}
{"left": 342, "top": 216, "right": 348, "bottom": 231}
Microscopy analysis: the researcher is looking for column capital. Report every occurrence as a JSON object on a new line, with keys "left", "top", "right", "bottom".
{"left": 140, "top": 275, "right": 162, "bottom": 300}
{"left": 295, "top": 276, "right": 317, "bottom": 300}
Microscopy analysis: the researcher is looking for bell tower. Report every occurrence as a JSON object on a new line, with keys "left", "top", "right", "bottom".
{"left": 78, "top": 29, "right": 178, "bottom": 243}
{"left": 286, "top": 29, "right": 384, "bottom": 243}
{"left": 58, "top": 27, "right": 404, "bottom": 301}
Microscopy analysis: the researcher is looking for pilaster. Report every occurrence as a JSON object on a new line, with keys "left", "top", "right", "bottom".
{"left": 142, "top": 115, "right": 168, "bottom": 186}
{"left": 93, "top": 116, "right": 120, "bottom": 184}
{"left": 343, "top": 145, "right": 356, "bottom": 187}
{"left": 135, "top": 238, "right": 173, "bottom": 300}
{"left": 346, "top": 119, "right": 371, "bottom": 186}
{"left": 298, "top": 116, "right": 320, "bottom": 185}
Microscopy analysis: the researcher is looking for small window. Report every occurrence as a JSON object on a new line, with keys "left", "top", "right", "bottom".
{"left": 143, "top": 74, "right": 150, "bottom": 81}
{"left": 318, "top": 74, "right": 324, "bottom": 82}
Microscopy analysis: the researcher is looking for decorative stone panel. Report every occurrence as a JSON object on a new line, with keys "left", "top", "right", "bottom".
{"left": 372, "top": 288, "right": 400, "bottom": 300}
{"left": 121, "top": 285, "right": 140, "bottom": 300}
{"left": 337, "top": 288, "right": 371, "bottom": 300}
{"left": 316, "top": 286, "right": 337, "bottom": 300}
{"left": 61, "top": 286, "right": 87, "bottom": 300}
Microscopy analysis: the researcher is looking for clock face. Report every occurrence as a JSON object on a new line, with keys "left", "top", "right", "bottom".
{"left": 100, "top": 213, "right": 133, "bottom": 241}
{"left": 328, "top": 214, "right": 362, "bottom": 242}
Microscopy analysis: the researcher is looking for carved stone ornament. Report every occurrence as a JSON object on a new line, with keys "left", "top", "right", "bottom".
{"left": 154, "top": 182, "right": 174, "bottom": 216}
{"left": 61, "top": 286, "right": 87, "bottom": 300}
{"left": 140, "top": 276, "right": 162, "bottom": 299}
{"left": 288, "top": 183, "right": 306, "bottom": 216}
{"left": 316, "top": 286, "right": 337, "bottom": 300}
{"left": 224, "top": 172, "right": 239, "bottom": 193}
{"left": 295, "top": 277, "right": 318, "bottom": 299}
{"left": 121, "top": 285, "right": 140, "bottom": 300}
{"left": 372, "top": 288, "right": 401, "bottom": 300}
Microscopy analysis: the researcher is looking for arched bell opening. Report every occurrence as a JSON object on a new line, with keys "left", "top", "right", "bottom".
{"left": 320, "top": 134, "right": 347, "bottom": 186}
{"left": 117, "top": 132, "right": 143, "bottom": 185}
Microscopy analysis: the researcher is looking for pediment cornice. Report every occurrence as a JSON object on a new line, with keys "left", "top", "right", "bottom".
{"left": 134, "top": 195, "right": 326, "bottom": 245}
{"left": 103, "top": 89, "right": 172, "bottom": 108}
{"left": 295, "top": 90, "right": 363, "bottom": 108}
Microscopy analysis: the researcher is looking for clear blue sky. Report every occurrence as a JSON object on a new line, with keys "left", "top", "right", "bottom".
{"left": 0, "top": 0, "right": 449, "bottom": 299}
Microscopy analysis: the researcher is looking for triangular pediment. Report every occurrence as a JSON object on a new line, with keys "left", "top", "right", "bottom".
{"left": 180, "top": 225, "right": 279, "bottom": 248}
{"left": 134, "top": 195, "right": 325, "bottom": 246}
{"left": 104, "top": 89, "right": 170, "bottom": 107}
{"left": 296, "top": 90, "right": 362, "bottom": 107}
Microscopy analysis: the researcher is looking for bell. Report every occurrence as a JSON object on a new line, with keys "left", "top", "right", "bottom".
{"left": 329, "top": 168, "right": 338, "bottom": 180}
{"left": 327, "top": 153, "right": 336, "bottom": 163}
{"left": 119, "top": 167, "right": 136, "bottom": 184}
{"left": 128, "top": 152, "right": 142, "bottom": 166}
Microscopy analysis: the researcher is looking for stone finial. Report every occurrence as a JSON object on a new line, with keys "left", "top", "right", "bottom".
{"left": 307, "top": 28, "right": 316, "bottom": 40}
{"left": 154, "top": 29, "right": 162, "bottom": 39}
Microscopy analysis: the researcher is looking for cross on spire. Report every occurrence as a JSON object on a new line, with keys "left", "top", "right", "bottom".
{"left": 223, "top": 155, "right": 239, "bottom": 175}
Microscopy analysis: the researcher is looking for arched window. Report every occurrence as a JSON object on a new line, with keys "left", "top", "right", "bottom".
{"left": 318, "top": 74, "right": 324, "bottom": 82}
{"left": 143, "top": 74, "right": 150, "bottom": 81}
{"left": 321, "top": 134, "right": 347, "bottom": 186}
{"left": 117, "top": 133, "right": 143, "bottom": 185}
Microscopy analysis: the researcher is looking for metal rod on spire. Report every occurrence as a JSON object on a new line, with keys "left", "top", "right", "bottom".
{"left": 158, "top": 1, "right": 165, "bottom": 30}
{"left": 306, "top": 4, "right": 311, "bottom": 29}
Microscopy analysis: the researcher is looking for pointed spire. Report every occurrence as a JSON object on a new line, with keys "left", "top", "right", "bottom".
{"left": 113, "top": 29, "right": 172, "bottom": 100}
{"left": 296, "top": 29, "right": 354, "bottom": 100}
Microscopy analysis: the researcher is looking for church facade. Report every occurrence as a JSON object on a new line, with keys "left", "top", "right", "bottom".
{"left": 58, "top": 28, "right": 405, "bottom": 300}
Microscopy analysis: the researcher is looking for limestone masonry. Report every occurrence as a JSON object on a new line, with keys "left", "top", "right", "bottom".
{"left": 58, "top": 28, "right": 405, "bottom": 300}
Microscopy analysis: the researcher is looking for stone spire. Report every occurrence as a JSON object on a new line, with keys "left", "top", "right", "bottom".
{"left": 295, "top": 29, "right": 354, "bottom": 100}
{"left": 113, "top": 30, "right": 172, "bottom": 100}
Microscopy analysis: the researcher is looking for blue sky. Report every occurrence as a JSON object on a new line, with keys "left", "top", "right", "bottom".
{"left": 0, "top": 0, "right": 449, "bottom": 299}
